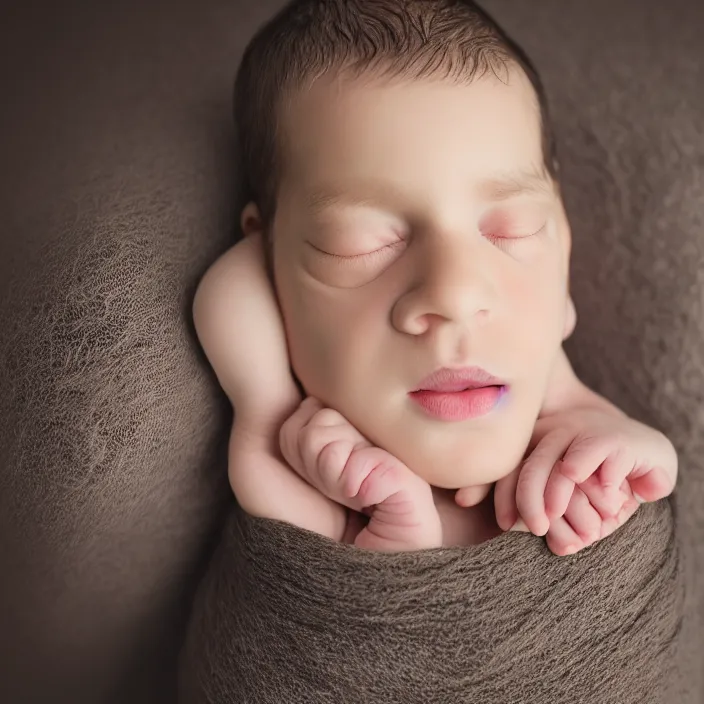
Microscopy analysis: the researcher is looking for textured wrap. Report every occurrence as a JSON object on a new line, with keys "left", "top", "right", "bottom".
{"left": 179, "top": 500, "right": 682, "bottom": 703}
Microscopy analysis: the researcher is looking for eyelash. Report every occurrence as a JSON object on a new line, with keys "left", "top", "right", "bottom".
{"left": 308, "top": 240, "right": 405, "bottom": 262}
{"left": 486, "top": 223, "right": 546, "bottom": 247}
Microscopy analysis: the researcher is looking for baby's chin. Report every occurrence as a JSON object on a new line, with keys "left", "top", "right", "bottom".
{"left": 388, "top": 437, "right": 527, "bottom": 492}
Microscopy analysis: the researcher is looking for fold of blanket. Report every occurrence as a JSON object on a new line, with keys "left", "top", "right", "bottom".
{"left": 179, "top": 498, "right": 683, "bottom": 704}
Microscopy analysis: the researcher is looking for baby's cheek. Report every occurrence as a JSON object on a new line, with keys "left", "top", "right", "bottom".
{"left": 285, "top": 300, "right": 361, "bottom": 404}
{"left": 507, "top": 269, "right": 565, "bottom": 353}
{"left": 287, "top": 324, "right": 334, "bottom": 393}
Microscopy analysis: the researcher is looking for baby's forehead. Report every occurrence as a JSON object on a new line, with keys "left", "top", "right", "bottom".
{"left": 281, "top": 68, "right": 543, "bottom": 150}
{"left": 275, "top": 70, "right": 553, "bottom": 213}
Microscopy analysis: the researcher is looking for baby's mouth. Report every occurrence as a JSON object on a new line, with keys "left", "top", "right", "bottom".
{"left": 411, "top": 365, "right": 506, "bottom": 394}
{"left": 409, "top": 385, "right": 506, "bottom": 422}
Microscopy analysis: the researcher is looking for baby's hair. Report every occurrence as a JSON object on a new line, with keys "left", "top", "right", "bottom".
{"left": 234, "top": 0, "right": 559, "bottom": 230}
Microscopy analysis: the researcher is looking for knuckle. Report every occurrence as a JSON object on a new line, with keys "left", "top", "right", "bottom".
{"left": 312, "top": 408, "right": 346, "bottom": 428}
{"left": 356, "top": 453, "right": 402, "bottom": 497}
{"left": 317, "top": 440, "right": 350, "bottom": 481}
{"left": 299, "top": 423, "right": 324, "bottom": 456}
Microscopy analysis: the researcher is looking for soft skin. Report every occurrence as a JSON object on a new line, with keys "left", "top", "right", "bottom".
{"left": 193, "top": 233, "right": 676, "bottom": 554}
{"left": 194, "top": 69, "right": 677, "bottom": 554}
{"left": 268, "top": 69, "right": 572, "bottom": 489}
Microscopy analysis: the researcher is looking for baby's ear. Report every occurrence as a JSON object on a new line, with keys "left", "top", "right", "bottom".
{"left": 241, "top": 202, "right": 264, "bottom": 239}
{"left": 562, "top": 295, "right": 577, "bottom": 340}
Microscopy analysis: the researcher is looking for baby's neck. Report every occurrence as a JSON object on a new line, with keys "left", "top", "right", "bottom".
{"left": 432, "top": 487, "right": 502, "bottom": 547}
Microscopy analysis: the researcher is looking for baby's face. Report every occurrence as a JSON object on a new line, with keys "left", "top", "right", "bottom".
{"left": 269, "top": 68, "right": 571, "bottom": 488}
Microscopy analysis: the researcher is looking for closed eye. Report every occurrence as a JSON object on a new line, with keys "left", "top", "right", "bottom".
{"left": 306, "top": 240, "right": 405, "bottom": 262}
{"left": 485, "top": 223, "right": 546, "bottom": 245}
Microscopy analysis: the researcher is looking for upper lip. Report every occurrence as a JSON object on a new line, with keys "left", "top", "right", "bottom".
{"left": 411, "top": 366, "right": 505, "bottom": 393}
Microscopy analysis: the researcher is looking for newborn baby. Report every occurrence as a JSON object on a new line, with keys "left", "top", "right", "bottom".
{"left": 193, "top": 0, "right": 677, "bottom": 556}
{"left": 195, "top": 236, "right": 675, "bottom": 555}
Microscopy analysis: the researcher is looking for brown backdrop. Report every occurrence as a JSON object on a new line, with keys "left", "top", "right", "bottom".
{"left": 1, "top": 0, "right": 702, "bottom": 701}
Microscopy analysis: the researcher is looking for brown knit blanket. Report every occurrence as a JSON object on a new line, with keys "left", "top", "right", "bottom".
{"left": 179, "top": 497, "right": 682, "bottom": 703}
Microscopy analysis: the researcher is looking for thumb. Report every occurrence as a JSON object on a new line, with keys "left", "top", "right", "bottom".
{"left": 627, "top": 467, "right": 675, "bottom": 504}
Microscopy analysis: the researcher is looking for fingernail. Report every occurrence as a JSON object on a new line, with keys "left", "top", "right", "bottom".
{"left": 633, "top": 492, "right": 647, "bottom": 504}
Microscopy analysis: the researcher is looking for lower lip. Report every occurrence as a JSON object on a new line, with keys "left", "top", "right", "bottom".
{"left": 409, "top": 386, "right": 506, "bottom": 422}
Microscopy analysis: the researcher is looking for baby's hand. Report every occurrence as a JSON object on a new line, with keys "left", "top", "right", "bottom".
{"left": 498, "top": 469, "right": 642, "bottom": 556}
{"left": 494, "top": 407, "right": 677, "bottom": 555}
{"left": 280, "top": 397, "right": 442, "bottom": 552}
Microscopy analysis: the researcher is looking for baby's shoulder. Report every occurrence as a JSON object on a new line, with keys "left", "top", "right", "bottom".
{"left": 192, "top": 235, "right": 292, "bottom": 408}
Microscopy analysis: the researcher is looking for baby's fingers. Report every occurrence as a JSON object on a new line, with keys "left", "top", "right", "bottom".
{"left": 279, "top": 397, "right": 324, "bottom": 471}
{"left": 621, "top": 466, "right": 674, "bottom": 504}
{"left": 598, "top": 486, "right": 640, "bottom": 539}
{"left": 559, "top": 436, "right": 611, "bottom": 485}
{"left": 543, "top": 466, "right": 577, "bottom": 522}
{"left": 560, "top": 438, "right": 623, "bottom": 513}
{"left": 563, "top": 488, "right": 602, "bottom": 546}
{"left": 577, "top": 471, "right": 629, "bottom": 519}
{"left": 544, "top": 517, "right": 583, "bottom": 557}
{"left": 516, "top": 430, "right": 572, "bottom": 536}
{"left": 343, "top": 448, "right": 417, "bottom": 510}
{"left": 494, "top": 468, "right": 520, "bottom": 531}
{"left": 545, "top": 488, "right": 601, "bottom": 556}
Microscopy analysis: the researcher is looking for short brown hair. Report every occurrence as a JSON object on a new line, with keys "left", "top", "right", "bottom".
{"left": 234, "top": 0, "right": 559, "bottom": 228}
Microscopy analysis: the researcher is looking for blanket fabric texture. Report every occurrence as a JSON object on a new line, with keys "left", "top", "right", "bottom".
{"left": 179, "top": 502, "right": 683, "bottom": 703}
{"left": 0, "top": 0, "right": 702, "bottom": 702}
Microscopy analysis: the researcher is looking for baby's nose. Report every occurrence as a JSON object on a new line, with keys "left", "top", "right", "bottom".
{"left": 392, "top": 239, "right": 497, "bottom": 335}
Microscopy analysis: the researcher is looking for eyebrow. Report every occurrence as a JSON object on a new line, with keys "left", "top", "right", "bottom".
{"left": 305, "top": 166, "right": 554, "bottom": 215}
{"left": 479, "top": 167, "right": 554, "bottom": 201}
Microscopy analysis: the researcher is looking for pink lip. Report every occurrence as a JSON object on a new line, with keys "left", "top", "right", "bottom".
{"left": 409, "top": 367, "right": 507, "bottom": 422}
{"left": 413, "top": 366, "right": 505, "bottom": 393}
